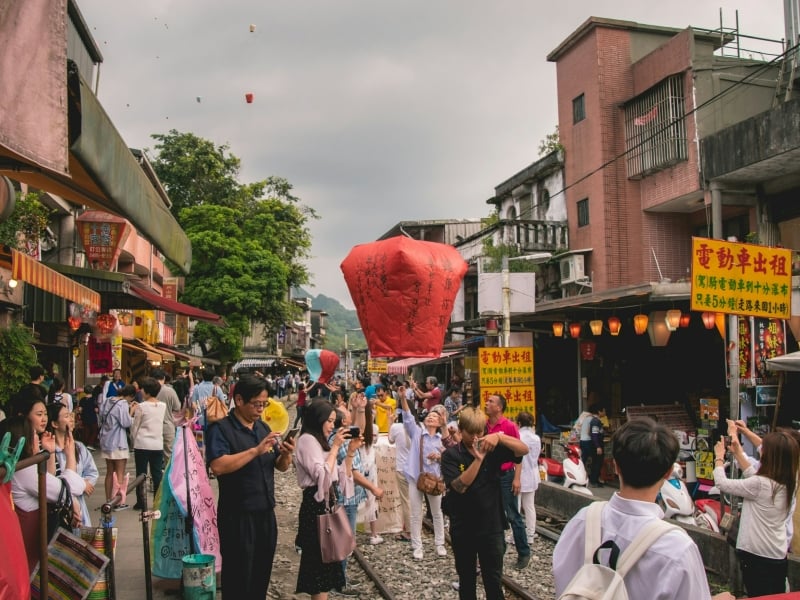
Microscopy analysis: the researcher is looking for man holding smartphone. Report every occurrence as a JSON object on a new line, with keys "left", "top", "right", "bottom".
{"left": 206, "top": 374, "right": 295, "bottom": 600}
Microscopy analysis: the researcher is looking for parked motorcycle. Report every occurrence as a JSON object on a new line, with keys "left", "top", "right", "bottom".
{"left": 538, "top": 443, "right": 593, "bottom": 496}
{"left": 658, "top": 463, "right": 720, "bottom": 532}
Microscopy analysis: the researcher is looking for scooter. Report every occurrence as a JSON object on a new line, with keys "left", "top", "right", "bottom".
{"left": 658, "top": 463, "right": 720, "bottom": 532}
{"left": 539, "top": 443, "right": 593, "bottom": 496}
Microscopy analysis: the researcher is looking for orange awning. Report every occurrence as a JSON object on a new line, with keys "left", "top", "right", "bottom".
{"left": 8, "top": 248, "right": 100, "bottom": 311}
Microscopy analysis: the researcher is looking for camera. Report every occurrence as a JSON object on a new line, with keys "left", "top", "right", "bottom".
{"left": 348, "top": 426, "right": 360, "bottom": 438}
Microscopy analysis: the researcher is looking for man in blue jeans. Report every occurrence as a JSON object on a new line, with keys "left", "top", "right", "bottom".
{"left": 484, "top": 393, "right": 530, "bottom": 569}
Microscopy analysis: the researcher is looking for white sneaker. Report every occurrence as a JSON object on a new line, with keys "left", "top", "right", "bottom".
{"left": 412, "top": 548, "right": 424, "bottom": 561}
{"left": 451, "top": 581, "right": 460, "bottom": 591}
{"left": 369, "top": 535, "right": 384, "bottom": 545}
{"left": 436, "top": 545, "right": 446, "bottom": 557}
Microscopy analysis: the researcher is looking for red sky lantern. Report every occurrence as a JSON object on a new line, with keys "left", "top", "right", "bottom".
{"left": 340, "top": 236, "right": 468, "bottom": 358}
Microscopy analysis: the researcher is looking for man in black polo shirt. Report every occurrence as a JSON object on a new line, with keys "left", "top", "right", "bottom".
{"left": 441, "top": 407, "right": 528, "bottom": 600}
{"left": 206, "top": 374, "right": 295, "bottom": 600}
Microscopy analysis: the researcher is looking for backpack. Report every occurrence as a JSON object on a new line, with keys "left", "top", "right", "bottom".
{"left": 558, "top": 501, "right": 677, "bottom": 600}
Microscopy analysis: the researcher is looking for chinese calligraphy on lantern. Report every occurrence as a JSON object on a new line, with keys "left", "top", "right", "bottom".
{"left": 691, "top": 237, "right": 791, "bottom": 319}
{"left": 478, "top": 347, "right": 535, "bottom": 417}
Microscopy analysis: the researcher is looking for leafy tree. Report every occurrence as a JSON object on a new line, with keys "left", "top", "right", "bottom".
{"left": 148, "top": 131, "right": 317, "bottom": 364}
{"left": 0, "top": 191, "right": 52, "bottom": 250}
{"left": 0, "top": 323, "right": 38, "bottom": 409}
{"left": 538, "top": 126, "right": 563, "bottom": 157}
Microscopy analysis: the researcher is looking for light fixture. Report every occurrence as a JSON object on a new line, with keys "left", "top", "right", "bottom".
{"left": 552, "top": 322, "right": 564, "bottom": 337}
{"left": 608, "top": 316, "right": 621, "bottom": 336}
{"left": 665, "top": 309, "right": 681, "bottom": 332}
{"left": 648, "top": 310, "right": 672, "bottom": 346}
{"left": 589, "top": 319, "right": 603, "bottom": 336}
{"left": 633, "top": 313, "right": 649, "bottom": 335}
{"left": 702, "top": 312, "right": 716, "bottom": 329}
{"left": 679, "top": 313, "right": 691, "bottom": 328}
{"left": 0, "top": 274, "right": 16, "bottom": 297}
{"left": 7, "top": 278, "right": 17, "bottom": 288}
{"left": 569, "top": 322, "right": 582, "bottom": 339}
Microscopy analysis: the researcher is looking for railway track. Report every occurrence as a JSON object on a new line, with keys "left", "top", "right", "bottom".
{"left": 345, "top": 515, "right": 560, "bottom": 600}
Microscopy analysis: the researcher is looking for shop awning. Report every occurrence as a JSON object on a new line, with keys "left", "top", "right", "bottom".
{"left": 156, "top": 344, "right": 218, "bottom": 367}
{"left": 128, "top": 284, "right": 225, "bottom": 327}
{"left": 121, "top": 341, "right": 160, "bottom": 362}
{"left": 1, "top": 246, "right": 100, "bottom": 311}
{"left": 232, "top": 358, "right": 276, "bottom": 372}
{"left": 128, "top": 339, "right": 173, "bottom": 363}
{"left": 282, "top": 357, "right": 306, "bottom": 369}
{"left": 386, "top": 351, "right": 462, "bottom": 375}
{"left": 0, "top": 58, "right": 192, "bottom": 273}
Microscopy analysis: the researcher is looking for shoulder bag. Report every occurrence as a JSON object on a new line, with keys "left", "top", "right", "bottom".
{"left": 47, "top": 478, "right": 74, "bottom": 538}
{"left": 317, "top": 485, "right": 356, "bottom": 563}
{"left": 205, "top": 386, "right": 229, "bottom": 424}
{"left": 416, "top": 435, "right": 445, "bottom": 496}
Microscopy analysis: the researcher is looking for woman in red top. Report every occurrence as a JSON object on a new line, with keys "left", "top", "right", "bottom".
{"left": 293, "top": 380, "right": 308, "bottom": 427}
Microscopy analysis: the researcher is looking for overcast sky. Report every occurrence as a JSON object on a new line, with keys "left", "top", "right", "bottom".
{"left": 78, "top": 0, "right": 785, "bottom": 309}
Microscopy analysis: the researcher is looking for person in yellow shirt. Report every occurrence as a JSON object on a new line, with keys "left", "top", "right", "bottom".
{"left": 373, "top": 384, "right": 396, "bottom": 434}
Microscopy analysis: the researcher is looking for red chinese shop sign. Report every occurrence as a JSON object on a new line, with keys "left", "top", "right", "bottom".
{"left": 691, "top": 237, "right": 792, "bottom": 320}
{"left": 76, "top": 211, "right": 132, "bottom": 270}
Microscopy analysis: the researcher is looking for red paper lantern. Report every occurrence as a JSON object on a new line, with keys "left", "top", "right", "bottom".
{"left": 569, "top": 322, "right": 582, "bottom": 339}
{"left": 702, "top": 312, "right": 716, "bottom": 329}
{"left": 607, "top": 316, "right": 621, "bottom": 336}
{"left": 68, "top": 316, "right": 81, "bottom": 332}
{"left": 580, "top": 341, "right": 597, "bottom": 360}
{"left": 340, "top": 236, "right": 468, "bottom": 358}
{"left": 96, "top": 313, "right": 117, "bottom": 335}
{"left": 679, "top": 313, "right": 691, "bottom": 328}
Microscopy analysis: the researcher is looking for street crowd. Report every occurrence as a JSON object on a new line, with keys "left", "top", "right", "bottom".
{"left": 3, "top": 363, "right": 799, "bottom": 600}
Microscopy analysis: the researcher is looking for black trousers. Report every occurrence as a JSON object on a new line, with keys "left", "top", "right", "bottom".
{"left": 580, "top": 441, "right": 603, "bottom": 484}
{"left": 450, "top": 527, "right": 505, "bottom": 600}
{"left": 737, "top": 549, "right": 787, "bottom": 597}
{"left": 219, "top": 507, "right": 277, "bottom": 600}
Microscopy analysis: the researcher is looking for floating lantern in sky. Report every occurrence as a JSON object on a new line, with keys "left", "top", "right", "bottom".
{"left": 340, "top": 236, "right": 468, "bottom": 358}
{"left": 249, "top": 24, "right": 256, "bottom": 32}
{"left": 245, "top": 92, "right": 254, "bottom": 104}
{"left": 196, "top": 96, "right": 201, "bottom": 103}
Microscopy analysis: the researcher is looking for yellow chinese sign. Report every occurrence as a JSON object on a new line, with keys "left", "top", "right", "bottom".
{"left": 691, "top": 237, "right": 791, "bottom": 319}
{"left": 478, "top": 347, "right": 535, "bottom": 418}
{"left": 367, "top": 357, "right": 388, "bottom": 374}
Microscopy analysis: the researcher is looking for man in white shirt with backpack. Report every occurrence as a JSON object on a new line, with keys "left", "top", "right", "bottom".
{"left": 553, "top": 417, "right": 735, "bottom": 600}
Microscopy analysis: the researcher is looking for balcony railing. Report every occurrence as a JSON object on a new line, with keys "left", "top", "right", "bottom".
{"left": 500, "top": 219, "right": 569, "bottom": 253}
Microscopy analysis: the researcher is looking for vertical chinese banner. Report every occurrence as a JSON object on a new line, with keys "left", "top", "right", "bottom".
{"left": 753, "top": 318, "right": 786, "bottom": 384}
{"left": 477, "top": 347, "right": 535, "bottom": 418}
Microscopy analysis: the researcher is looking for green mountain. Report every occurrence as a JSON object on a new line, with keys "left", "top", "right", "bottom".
{"left": 294, "top": 288, "right": 365, "bottom": 352}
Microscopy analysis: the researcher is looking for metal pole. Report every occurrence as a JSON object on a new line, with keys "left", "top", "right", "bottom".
{"left": 502, "top": 255, "right": 510, "bottom": 348}
{"left": 37, "top": 452, "right": 49, "bottom": 597}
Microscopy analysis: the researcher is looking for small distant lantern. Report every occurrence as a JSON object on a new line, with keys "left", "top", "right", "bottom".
{"left": 569, "top": 322, "right": 582, "bottom": 339}
{"left": 665, "top": 309, "right": 681, "bottom": 332}
{"left": 679, "top": 313, "right": 691, "bottom": 328}
{"left": 607, "top": 316, "right": 621, "bottom": 336}
{"left": 633, "top": 314, "right": 649, "bottom": 335}
{"left": 702, "top": 312, "right": 716, "bottom": 329}
{"left": 96, "top": 313, "right": 117, "bottom": 335}
{"left": 245, "top": 92, "right": 254, "bottom": 103}
{"left": 552, "top": 322, "right": 564, "bottom": 337}
{"left": 589, "top": 319, "right": 603, "bottom": 336}
{"left": 580, "top": 341, "right": 597, "bottom": 361}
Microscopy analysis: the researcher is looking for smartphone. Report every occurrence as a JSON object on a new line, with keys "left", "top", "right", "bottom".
{"left": 284, "top": 427, "right": 300, "bottom": 443}
{"left": 348, "top": 426, "right": 360, "bottom": 438}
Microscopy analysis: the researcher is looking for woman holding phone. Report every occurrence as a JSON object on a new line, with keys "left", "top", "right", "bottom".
{"left": 48, "top": 402, "right": 99, "bottom": 526}
{"left": 294, "top": 399, "right": 354, "bottom": 599}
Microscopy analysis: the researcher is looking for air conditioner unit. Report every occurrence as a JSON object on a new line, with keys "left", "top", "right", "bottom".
{"left": 559, "top": 255, "right": 585, "bottom": 284}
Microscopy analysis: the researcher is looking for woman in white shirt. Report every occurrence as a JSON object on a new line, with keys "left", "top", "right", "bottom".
{"left": 47, "top": 375, "right": 73, "bottom": 412}
{"left": 714, "top": 430, "right": 799, "bottom": 597}
{"left": 3, "top": 399, "right": 85, "bottom": 573}
{"left": 294, "top": 399, "right": 352, "bottom": 600}
{"left": 130, "top": 377, "right": 167, "bottom": 509}
{"left": 515, "top": 411, "right": 541, "bottom": 543}
{"left": 47, "top": 401, "right": 99, "bottom": 526}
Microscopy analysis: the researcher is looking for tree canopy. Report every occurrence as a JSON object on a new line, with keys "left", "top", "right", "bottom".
{"left": 148, "top": 130, "right": 317, "bottom": 363}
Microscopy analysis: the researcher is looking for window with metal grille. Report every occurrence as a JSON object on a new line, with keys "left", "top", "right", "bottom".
{"left": 623, "top": 74, "right": 687, "bottom": 178}
{"left": 573, "top": 94, "right": 585, "bottom": 123}
{"left": 577, "top": 198, "right": 589, "bottom": 227}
